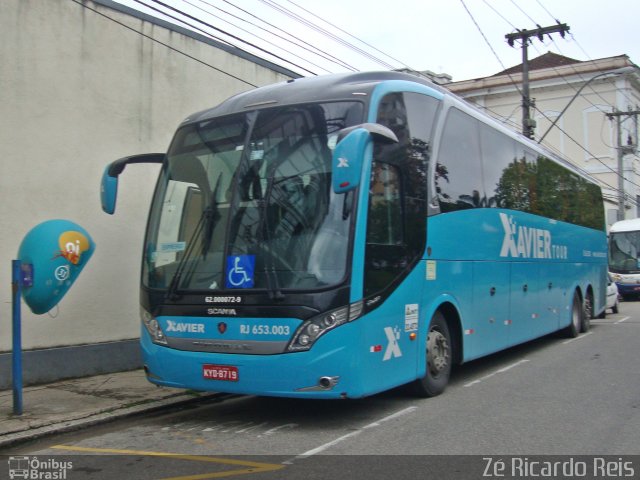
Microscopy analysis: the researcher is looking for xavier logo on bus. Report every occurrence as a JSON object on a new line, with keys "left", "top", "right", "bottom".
{"left": 499, "top": 213, "right": 567, "bottom": 260}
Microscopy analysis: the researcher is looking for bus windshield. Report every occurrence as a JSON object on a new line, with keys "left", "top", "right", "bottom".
{"left": 609, "top": 230, "right": 640, "bottom": 273}
{"left": 143, "top": 101, "right": 363, "bottom": 293}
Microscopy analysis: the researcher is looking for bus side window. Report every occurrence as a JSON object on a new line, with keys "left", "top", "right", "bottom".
{"left": 479, "top": 123, "right": 516, "bottom": 208}
{"left": 436, "top": 108, "right": 484, "bottom": 212}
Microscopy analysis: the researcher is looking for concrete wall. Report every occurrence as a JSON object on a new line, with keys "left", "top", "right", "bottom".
{"left": 0, "top": 0, "right": 296, "bottom": 386}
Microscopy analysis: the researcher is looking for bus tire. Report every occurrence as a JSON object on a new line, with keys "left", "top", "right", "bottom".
{"left": 581, "top": 292, "right": 592, "bottom": 333}
{"left": 563, "top": 292, "right": 582, "bottom": 338}
{"left": 412, "top": 311, "right": 452, "bottom": 397}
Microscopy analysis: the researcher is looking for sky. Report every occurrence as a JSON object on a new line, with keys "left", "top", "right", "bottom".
{"left": 113, "top": 0, "right": 640, "bottom": 82}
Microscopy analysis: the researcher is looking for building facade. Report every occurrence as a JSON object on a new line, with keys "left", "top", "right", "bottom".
{"left": 0, "top": 0, "right": 298, "bottom": 387}
{"left": 446, "top": 53, "right": 640, "bottom": 227}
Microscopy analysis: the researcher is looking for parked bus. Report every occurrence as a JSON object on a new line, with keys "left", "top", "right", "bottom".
{"left": 101, "top": 71, "right": 607, "bottom": 399}
{"left": 609, "top": 218, "right": 640, "bottom": 298}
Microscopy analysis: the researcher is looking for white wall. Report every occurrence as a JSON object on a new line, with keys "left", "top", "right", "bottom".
{"left": 0, "top": 0, "right": 295, "bottom": 352}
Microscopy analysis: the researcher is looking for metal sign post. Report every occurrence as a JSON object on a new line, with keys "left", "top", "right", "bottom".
{"left": 11, "top": 259, "right": 23, "bottom": 416}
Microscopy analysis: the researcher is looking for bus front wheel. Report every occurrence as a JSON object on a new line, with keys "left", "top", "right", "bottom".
{"left": 412, "top": 311, "right": 452, "bottom": 397}
{"left": 563, "top": 292, "right": 582, "bottom": 338}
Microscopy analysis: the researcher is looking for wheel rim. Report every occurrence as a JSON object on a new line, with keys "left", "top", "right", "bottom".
{"left": 427, "top": 328, "right": 450, "bottom": 378}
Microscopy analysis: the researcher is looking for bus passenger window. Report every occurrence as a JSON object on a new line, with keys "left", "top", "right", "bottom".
{"left": 437, "top": 108, "right": 483, "bottom": 211}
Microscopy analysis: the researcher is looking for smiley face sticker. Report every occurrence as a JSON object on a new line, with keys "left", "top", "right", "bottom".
{"left": 57, "top": 231, "right": 91, "bottom": 265}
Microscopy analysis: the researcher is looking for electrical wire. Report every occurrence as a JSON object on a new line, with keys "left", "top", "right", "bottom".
{"left": 473, "top": 0, "right": 638, "bottom": 207}
{"left": 282, "top": 0, "right": 415, "bottom": 71}
{"left": 70, "top": 0, "right": 259, "bottom": 87}
{"left": 533, "top": 0, "right": 638, "bottom": 108}
{"left": 133, "top": 0, "right": 235, "bottom": 47}
{"left": 194, "top": 0, "right": 354, "bottom": 71}
{"left": 148, "top": 0, "right": 319, "bottom": 75}
{"left": 84, "top": 0, "right": 639, "bottom": 209}
{"left": 459, "top": 0, "right": 524, "bottom": 98}
{"left": 257, "top": 0, "right": 397, "bottom": 70}
{"left": 180, "top": 0, "right": 334, "bottom": 74}
{"left": 534, "top": 104, "right": 640, "bottom": 204}
{"left": 509, "top": 0, "right": 538, "bottom": 26}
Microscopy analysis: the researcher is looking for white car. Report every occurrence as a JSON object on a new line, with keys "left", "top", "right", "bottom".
{"left": 603, "top": 274, "right": 620, "bottom": 316}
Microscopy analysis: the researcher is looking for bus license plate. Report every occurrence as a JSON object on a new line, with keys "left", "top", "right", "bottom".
{"left": 203, "top": 364, "right": 238, "bottom": 382}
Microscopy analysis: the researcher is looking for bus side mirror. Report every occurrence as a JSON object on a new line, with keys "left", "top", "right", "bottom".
{"left": 100, "top": 153, "right": 165, "bottom": 214}
{"left": 332, "top": 123, "right": 398, "bottom": 194}
{"left": 100, "top": 167, "right": 119, "bottom": 215}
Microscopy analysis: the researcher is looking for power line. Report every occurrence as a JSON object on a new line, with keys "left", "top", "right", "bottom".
{"left": 70, "top": 0, "right": 259, "bottom": 87}
{"left": 534, "top": 0, "right": 558, "bottom": 23}
{"left": 459, "top": 0, "right": 524, "bottom": 97}
{"left": 148, "top": 0, "right": 319, "bottom": 75}
{"left": 532, "top": 0, "right": 638, "bottom": 108}
{"left": 482, "top": 0, "right": 517, "bottom": 30}
{"left": 133, "top": 0, "right": 235, "bottom": 47}
{"left": 257, "top": 0, "right": 397, "bottom": 70}
{"left": 510, "top": 0, "right": 539, "bottom": 25}
{"left": 180, "top": 0, "right": 334, "bottom": 74}
{"left": 283, "top": 0, "right": 414, "bottom": 71}
{"left": 195, "top": 0, "right": 357, "bottom": 72}
{"left": 534, "top": 104, "right": 640, "bottom": 204}
{"left": 455, "top": 0, "right": 637, "bottom": 206}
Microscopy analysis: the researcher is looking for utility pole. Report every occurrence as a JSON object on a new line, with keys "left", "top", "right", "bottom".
{"left": 606, "top": 108, "right": 640, "bottom": 220}
{"left": 506, "top": 23, "right": 570, "bottom": 139}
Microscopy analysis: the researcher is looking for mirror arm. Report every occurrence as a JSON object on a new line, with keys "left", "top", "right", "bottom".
{"left": 336, "top": 123, "right": 398, "bottom": 145}
{"left": 108, "top": 153, "right": 165, "bottom": 177}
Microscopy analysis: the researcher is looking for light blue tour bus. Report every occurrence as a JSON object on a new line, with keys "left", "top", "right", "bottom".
{"left": 101, "top": 71, "right": 607, "bottom": 399}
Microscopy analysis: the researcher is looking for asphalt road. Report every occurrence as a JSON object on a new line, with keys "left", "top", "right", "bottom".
{"left": 5, "top": 300, "right": 640, "bottom": 479}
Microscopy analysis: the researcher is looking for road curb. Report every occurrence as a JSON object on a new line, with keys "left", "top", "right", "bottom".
{"left": 0, "top": 392, "right": 227, "bottom": 450}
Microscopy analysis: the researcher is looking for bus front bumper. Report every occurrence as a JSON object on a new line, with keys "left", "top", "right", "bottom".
{"left": 140, "top": 329, "right": 361, "bottom": 399}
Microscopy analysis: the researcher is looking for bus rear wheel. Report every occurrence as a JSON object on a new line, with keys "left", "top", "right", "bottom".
{"left": 581, "top": 293, "right": 593, "bottom": 333}
{"left": 412, "top": 311, "right": 452, "bottom": 397}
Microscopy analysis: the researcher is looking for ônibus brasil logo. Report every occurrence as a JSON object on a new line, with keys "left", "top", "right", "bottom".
{"left": 499, "top": 213, "right": 568, "bottom": 260}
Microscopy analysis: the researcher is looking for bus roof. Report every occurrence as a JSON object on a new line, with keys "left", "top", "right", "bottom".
{"left": 610, "top": 218, "right": 640, "bottom": 233}
{"left": 180, "top": 71, "right": 599, "bottom": 187}
{"left": 182, "top": 71, "right": 446, "bottom": 124}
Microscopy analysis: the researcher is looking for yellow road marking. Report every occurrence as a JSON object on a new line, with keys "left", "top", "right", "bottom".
{"left": 50, "top": 445, "right": 284, "bottom": 479}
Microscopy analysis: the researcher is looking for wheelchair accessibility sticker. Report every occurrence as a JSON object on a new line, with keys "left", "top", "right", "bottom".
{"left": 226, "top": 255, "right": 255, "bottom": 288}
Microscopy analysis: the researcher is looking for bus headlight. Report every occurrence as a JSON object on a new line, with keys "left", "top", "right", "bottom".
{"left": 287, "top": 301, "right": 363, "bottom": 352}
{"left": 140, "top": 308, "right": 167, "bottom": 345}
{"left": 610, "top": 273, "right": 622, "bottom": 282}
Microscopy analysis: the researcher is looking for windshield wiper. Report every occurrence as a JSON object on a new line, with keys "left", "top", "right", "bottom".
{"left": 259, "top": 174, "right": 285, "bottom": 301}
{"left": 165, "top": 208, "right": 207, "bottom": 301}
{"left": 201, "top": 173, "right": 223, "bottom": 257}
{"left": 165, "top": 176, "right": 223, "bottom": 301}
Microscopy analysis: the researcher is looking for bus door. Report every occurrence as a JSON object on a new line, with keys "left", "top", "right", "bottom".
{"left": 355, "top": 90, "right": 437, "bottom": 393}
{"left": 359, "top": 161, "right": 422, "bottom": 392}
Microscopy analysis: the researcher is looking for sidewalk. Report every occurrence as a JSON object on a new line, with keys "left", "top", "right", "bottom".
{"left": 0, "top": 370, "right": 218, "bottom": 449}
